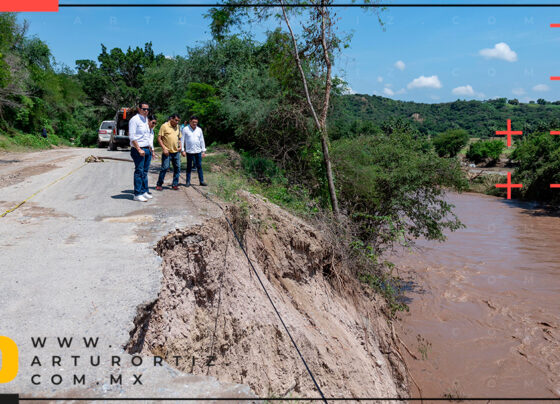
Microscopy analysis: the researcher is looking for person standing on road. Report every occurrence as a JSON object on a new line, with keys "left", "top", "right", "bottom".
{"left": 181, "top": 115, "right": 207, "bottom": 187}
{"left": 129, "top": 102, "right": 153, "bottom": 202}
{"left": 156, "top": 114, "right": 182, "bottom": 191}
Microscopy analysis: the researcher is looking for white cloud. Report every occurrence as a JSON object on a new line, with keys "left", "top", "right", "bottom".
{"left": 383, "top": 86, "right": 406, "bottom": 97}
{"left": 383, "top": 87, "right": 395, "bottom": 96}
{"left": 479, "top": 42, "right": 518, "bottom": 62}
{"left": 452, "top": 85, "right": 485, "bottom": 99}
{"left": 377, "top": 76, "right": 383, "bottom": 83}
{"left": 394, "top": 60, "right": 406, "bottom": 71}
{"left": 512, "top": 88, "right": 526, "bottom": 96}
{"left": 342, "top": 86, "right": 356, "bottom": 95}
{"left": 533, "top": 84, "right": 550, "bottom": 92}
{"left": 407, "top": 75, "right": 442, "bottom": 90}
{"left": 452, "top": 85, "right": 475, "bottom": 96}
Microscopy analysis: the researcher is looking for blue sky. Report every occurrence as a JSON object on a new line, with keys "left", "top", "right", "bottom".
{"left": 17, "top": 0, "right": 560, "bottom": 103}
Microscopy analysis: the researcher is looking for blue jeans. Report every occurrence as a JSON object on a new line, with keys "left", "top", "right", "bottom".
{"left": 157, "top": 151, "right": 181, "bottom": 187}
{"left": 186, "top": 153, "right": 204, "bottom": 184}
{"left": 131, "top": 147, "right": 152, "bottom": 196}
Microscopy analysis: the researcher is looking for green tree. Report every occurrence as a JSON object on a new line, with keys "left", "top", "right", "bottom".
{"left": 0, "top": 13, "right": 28, "bottom": 113}
{"left": 208, "top": 0, "right": 385, "bottom": 218}
{"left": 331, "top": 127, "right": 466, "bottom": 253}
{"left": 466, "top": 139, "right": 504, "bottom": 164}
{"left": 179, "top": 82, "right": 223, "bottom": 141}
{"left": 432, "top": 128, "right": 470, "bottom": 157}
{"left": 76, "top": 42, "right": 165, "bottom": 110}
{"left": 511, "top": 133, "right": 560, "bottom": 203}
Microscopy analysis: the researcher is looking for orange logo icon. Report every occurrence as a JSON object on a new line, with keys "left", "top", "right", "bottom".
{"left": 0, "top": 336, "right": 18, "bottom": 383}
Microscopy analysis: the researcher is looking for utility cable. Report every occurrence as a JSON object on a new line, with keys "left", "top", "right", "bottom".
{"left": 190, "top": 184, "right": 328, "bottom": 404}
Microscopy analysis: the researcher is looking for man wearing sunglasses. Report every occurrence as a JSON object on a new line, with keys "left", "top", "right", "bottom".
{"left": 128, "top": 102, "right": 153, "bottom": 202}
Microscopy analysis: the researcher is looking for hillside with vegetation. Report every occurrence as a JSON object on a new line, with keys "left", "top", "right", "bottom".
{"left": 329, "top": 93, "right": 560, "bottom": 140}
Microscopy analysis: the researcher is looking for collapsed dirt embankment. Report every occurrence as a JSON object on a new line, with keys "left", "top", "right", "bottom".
{"left": 126, "top": 191, "right": 409, "bottom": 398}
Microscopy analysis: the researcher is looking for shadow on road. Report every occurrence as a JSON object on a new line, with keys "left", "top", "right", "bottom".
{"left": 111, "top": 190, "right": 135, "bottom": 200}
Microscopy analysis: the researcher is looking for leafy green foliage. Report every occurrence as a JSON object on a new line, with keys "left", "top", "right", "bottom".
{"left": 0, "top": 14, "right": 95, "bottom": 146}
{"left": 76, "top": 42, "right": 165, "bottom": 111}
{"left": 510, "top": 133, "right": 560, "bottom": 203}
{"left": 331, "top": 124, "right": 467, "bottom": 253}
{"left": 329, "top": 94, "right": 560, "bottom": 140}
{"left": 432, "top": 128, "right": 470, "bottom": 157}
{"left": 240, "top": 152, "right": 285, "bottom": 184}
{"left": 466, "top": 139, "right": 505, "bottom": 163}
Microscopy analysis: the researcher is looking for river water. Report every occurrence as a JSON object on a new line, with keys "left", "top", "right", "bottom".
{"left": 394, "top": 192, "right": 560, "bottom": 400}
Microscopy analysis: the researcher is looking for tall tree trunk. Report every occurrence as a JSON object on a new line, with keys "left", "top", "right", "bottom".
{"left": 280, "top": 0, "right": 341, "bottom": 218}
{"left": 318, "top": 2, "right": 339, "bottom": 217}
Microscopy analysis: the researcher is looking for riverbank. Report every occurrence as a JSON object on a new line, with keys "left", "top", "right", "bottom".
{"left": 394, "top": 191, "right": 560, "bottom": 399}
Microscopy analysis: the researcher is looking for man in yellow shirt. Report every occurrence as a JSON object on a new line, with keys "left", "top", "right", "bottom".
{"left": 156, "top": 114, "right": 182, "bottom": 190}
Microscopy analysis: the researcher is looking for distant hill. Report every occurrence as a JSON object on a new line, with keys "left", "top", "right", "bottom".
{"left": 329, "top": 94, "right": 560, "bottom": 139}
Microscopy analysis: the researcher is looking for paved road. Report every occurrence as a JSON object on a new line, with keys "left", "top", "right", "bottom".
{"left": 0, "top": 148, "right": 255, "bottom": 401}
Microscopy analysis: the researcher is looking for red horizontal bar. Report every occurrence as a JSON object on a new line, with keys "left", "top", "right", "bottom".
{"left": 551, "top": 76, "right": 560, "bottom": 80}
{"left": 1, "top": 0, "right": 57, "bottom": 12}
{"left": 551, "top": 24, "right": 560, "bottom": 27}
{"left": 551, "top": 131, "right": 560, "bottom": 135}
{"left": 552, "top": 184, "right": 560, "bottom": 188}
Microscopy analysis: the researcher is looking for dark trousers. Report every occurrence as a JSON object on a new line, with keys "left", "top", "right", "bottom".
{"left": 157, "top": 151, "right": 181, "bottom": 187}
{"left": 186, "top": 153, "right": 204, "bottom": 184}
{"left": 131, "top": 147, "right": 152, "bottom": 196}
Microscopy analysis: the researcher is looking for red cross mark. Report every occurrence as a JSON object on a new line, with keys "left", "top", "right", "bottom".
{"left": 495, "top": 119, "right": 523, "bottom": 147}
{"left": 495, "top": 172, "right": 522, "bottom": 200}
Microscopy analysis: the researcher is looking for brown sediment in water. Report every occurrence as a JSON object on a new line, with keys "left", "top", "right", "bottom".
{"left": 394, "top": 192, "right": 560, "bottom": 399}
{"left": 126, "top": 191, "right": 409, "bottom": 398}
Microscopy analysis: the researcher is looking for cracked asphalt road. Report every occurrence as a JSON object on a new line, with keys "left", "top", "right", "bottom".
{"left": 0, "top": 147, "right": 255, "bottom": 402}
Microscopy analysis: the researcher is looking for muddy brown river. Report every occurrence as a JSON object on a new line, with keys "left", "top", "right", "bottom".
{"left": 394, "top": 192, "right": 560, "bottom": 400}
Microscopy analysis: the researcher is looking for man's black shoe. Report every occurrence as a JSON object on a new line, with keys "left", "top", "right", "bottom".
{"left": 199, "top": 182, "right": 208, "bottom": 186}
{"left": 186, "top": 182, "right": 191, "bottom": 187}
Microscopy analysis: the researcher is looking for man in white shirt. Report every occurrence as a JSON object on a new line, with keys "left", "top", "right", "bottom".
{"left": 128, "top": 102, "right": 154, "bottom": 201}
{"left": 181, "top": 115, "right": 207, "bottom": 187}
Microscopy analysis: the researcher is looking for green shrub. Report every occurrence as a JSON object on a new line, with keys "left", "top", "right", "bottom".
{"left": 432, "top": 128, "right": 470, "bottom": 157}
{"left": 11, "top": 133, "right": 51, "bottom": 149}
{"left": 510, "top": 133, "right": 560, "bottom": 203}
{"left": 240, "top": 152, "right": 284, "bottom": 184}
{"left": 466, "top": 139, "right": 505, "bottom": 163}
{"left": 332, "top": 130, "right": 467, "bottom": 252}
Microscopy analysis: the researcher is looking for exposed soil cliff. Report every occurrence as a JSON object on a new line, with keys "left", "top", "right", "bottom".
{"left": 126, "top": 191, "right": 409, "bottom": 399}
